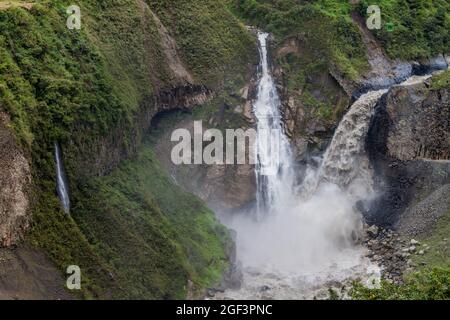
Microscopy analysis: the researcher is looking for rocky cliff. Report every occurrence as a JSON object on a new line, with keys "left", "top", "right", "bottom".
{"left": 0, "top": 0, "right": 257, "bottom": 299}
{"left": 0, "top": 112, "right": 31, "bottom": 247}
{"left": 367, "top": 76, "right": 450, "bottom": 232}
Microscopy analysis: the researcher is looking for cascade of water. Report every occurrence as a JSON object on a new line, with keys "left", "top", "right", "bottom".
{"left": 55, "top": 142, "right": 70, "bottom": 214}
{"left": 254, "top": 32, "right": 295, "bottom": 216}
{"left": 214, "top": 35, "right": 435, "bottom": 300}
{"left": 318, "top": 89, "right": 388, "bottom": 199}
{"left": 317, "top": 74, "right": 433, "bottom": 200}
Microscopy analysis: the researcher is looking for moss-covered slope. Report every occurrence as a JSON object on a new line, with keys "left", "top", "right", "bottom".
{"left": 0, "top": 0, "right": 255, "bottom": 298}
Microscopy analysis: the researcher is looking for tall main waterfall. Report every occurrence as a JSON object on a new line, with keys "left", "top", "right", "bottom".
{"left": 254, "top": 32, "right": 295, "bottom": 215}
{"left": 217, "top": 33, "right": 367, "bottom": 300}
{"left": 55, "top": 142, "right": 70, "bottom": 214}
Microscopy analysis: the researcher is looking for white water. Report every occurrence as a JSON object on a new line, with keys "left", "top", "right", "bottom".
{"left": 55, "top": 142, "right": 70, "bottom": 214}
{"left": 254, "top": 33, "right": 295, "bottom": 216}
{"left": 215, "top": 33, "right": 374, "bottom": 299}
{"left": 317, "top": 74, "right": 433, "bottom": 201}
{"left": 214, "top": 35, "right": 435, "bottom": 300}
{"left": 317, "top": 89, "right": 388, "bottom": 200}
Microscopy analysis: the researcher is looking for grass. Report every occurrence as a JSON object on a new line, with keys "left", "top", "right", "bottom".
{"left": 410, "top": 207, "right": 450, "bottom": 271}
{"left": 72, "top": 142, "right": 230, "bottom": 299}
{"left": 356, "top": 0, "right": 450, "bottom": 60}
{"left": 352, "top": 204, "right": 450, "bottom": 300}
{"left": 430, "top": 69, "right": 450, "bottom": 90}
{"left": 147, "top": 0, "right": 258, "bottom": 88}
{"left": 350, "top": 267, "right": 450, "bottom": 300}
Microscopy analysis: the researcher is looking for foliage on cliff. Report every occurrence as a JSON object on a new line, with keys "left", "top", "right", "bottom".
{"left": 357, "top": 0, "right": 450, "bottom": 60}
{"left": 351, "top": 267, "right": 450, "bottom": 300}
{"left": 0, "top": 0, "right": 254, "bottom": 298}
{"left": 228, "top": 0, "right": 369, "bottom": 80}
{"left": 73, "top": 142, "right": 230, "bottom": 299}
{"left": 430, "top": 69, "right": 450, "bottom": 90}
{"left": 147, "top": 0, "right": 257, "bottom": 88}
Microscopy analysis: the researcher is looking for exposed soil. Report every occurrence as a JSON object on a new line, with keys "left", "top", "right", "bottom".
{"left": 0, "top": 1, "right": 34, "bottom": 11}
{"left": 0, "top": 246, "right": 73, "bottom": 300}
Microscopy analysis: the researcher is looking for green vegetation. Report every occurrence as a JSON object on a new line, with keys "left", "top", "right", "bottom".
{"left": 411, "top": 207, "right": 450, "bottom": 272}
{"left": 148, "top": 0, "right": 257, "bottom": 88}
{"left": 276, "top": 49, "right": 348, "bottom": 125}
{"left": 352, "top": 206, "right": 450, "bottom": 300}
{"left": 73, "top": 142, "right": 229, "bottom": 299}
{"left": 0, "top": 0, "right": 255, "bottom": 298}
{"left": 351, "top": 267, "right": 450, "bottom": 300}
{"left": 430, "top": 69, "right": 450, "bottom": 90}
{"left": 357, "top": 0, "right": 450, "bottom": 60}
{"left": 229, "top": 0, "right": 369, "bottom": 80}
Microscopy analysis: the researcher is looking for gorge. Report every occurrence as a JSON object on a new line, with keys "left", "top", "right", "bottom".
{"left": 0, "top": 0, "right": 449, "bottom": 300}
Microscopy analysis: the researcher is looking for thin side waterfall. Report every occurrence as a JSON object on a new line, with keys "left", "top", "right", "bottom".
{"left": 254, "top": 32, "right": 295, "bottom": 216}
{"left": 55, "top": 142, "right": 70, "bottom": 214}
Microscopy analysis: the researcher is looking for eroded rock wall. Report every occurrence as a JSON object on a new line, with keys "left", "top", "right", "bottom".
{"left": 366, "top": 79, "right": 450, "bottom": 230}
{"left": 0, "top": 112, "right": 31, "bottom": 247}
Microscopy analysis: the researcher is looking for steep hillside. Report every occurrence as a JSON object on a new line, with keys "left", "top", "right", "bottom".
{"left": 228, "top": 0, "right": 449, "bottom": 161}
{"left": 0, "top": 0, "right": 256, "bottom": 298}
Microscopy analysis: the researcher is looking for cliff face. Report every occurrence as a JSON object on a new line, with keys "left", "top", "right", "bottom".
{"left": 381, "top": 82, "right": 449, "bottom": 161}
{"left": 151, "top": 81, "right": 259, "bottom": 212}
{"left": 367, "top": 78, "right": 450, "bottom": 231}
{"left": 0, "top": 0, "right": 257, "bottom": 299}
{"left": 0, "top": 112, "right": 31, "bottom": 247}
{"left": 273, "top": 36, "right": 350, "bottom": 161}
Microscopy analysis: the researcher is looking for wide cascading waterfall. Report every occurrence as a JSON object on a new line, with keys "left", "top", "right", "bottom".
{"left": 318, "top": 89, "right": 388, "bottom": 199}
{"left": 55, "top": 142, "right": 70, "bottom": 214}
{"left": 317, "top": 74, "right": 434, "bottom": 200}
{"left": 254, "top": 32, "right": 295, "bottom": 215}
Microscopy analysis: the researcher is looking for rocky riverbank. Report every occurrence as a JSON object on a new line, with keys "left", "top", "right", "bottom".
{"left": 364, "top": 225, "right": 434, "bottom": 285}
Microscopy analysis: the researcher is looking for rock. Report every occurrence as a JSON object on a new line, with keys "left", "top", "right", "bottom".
{"left": 234, "top": 105, "right": 244, "bottom": 114}
{"left": 367, "top": 225, "right": 379, "bottom": 237}
{"left": 366, "top": 77, "right": 450, "bottom": 233}
{"left": 408, "top": 246, "right": 416, "bottom": 252}
{"left": 410, "top": 239, "right": 420, "bottom": 245}
{"left": 205, "top": 289, "right": 216, "bottom": 298}
{"left": 0, "top": 112, "right": 32, "bottom": 247}
{"left": 259, "top": 285, "right": 271, "bottom": 292}
{"left": 418, "top": 250, "right": 425, "bottom": 255}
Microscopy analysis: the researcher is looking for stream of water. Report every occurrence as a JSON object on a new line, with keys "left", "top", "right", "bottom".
{"left": 55, "top": 142, "right": 70, "bottom": 214}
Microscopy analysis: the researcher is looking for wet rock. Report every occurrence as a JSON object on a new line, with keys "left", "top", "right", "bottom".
{"left": 366, "top": 77, "right": 450, "bottom": 230}
{"left": 259, "top": 285, "right": 271, "bottom": 292}
{"left": 367, "top": 225, "right": 379, "bottom": 237}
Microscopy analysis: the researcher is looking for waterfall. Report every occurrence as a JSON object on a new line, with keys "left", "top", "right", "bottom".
{"left": 254, "top": 32, "right": 295, "bottom": 216}
{"left": 216, "top": 32, "right": 381, "bottom": 299}
{"left": 214, "top": 35, "right": 437, "bottom": 300}
{"left": 55, "top": 142, "right": 70, "bottom": 214}
{"left": 318, "top": 74, "right": 433, "bottom": 200}
{"left": 319, "top": 89, "right": 388, "bottom": 199}
{"left": 216, "top": 33, "right": 368, "bottom": 299}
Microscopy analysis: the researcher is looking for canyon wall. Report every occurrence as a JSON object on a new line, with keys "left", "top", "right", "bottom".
{"left": 367, "top": 78, "right": 450, "bottom": 232}
{"left": 0, "top": 112, "right": 31, "bottom": 247}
